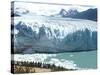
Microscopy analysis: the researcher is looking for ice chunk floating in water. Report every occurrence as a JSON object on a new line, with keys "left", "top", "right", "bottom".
{"left": 12, "top": 51, "right": 97, "bottom": 69}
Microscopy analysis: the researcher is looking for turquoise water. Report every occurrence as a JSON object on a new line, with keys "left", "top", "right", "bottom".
{"left": 13, "top": 51, "right": 97, "bottom": 69}
{"left": 47, "top": 51, "right": 97, "bottom": 69}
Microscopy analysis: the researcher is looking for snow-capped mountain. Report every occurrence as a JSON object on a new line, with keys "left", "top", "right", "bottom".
{"left": 58, "top": 8, "right": 97, "bottom": 21}
{"left": 11, "top": 15, "right": 97, "bottom": 54}
{"left": 59, "top": 8, "right": 79, "bottom": 17}
{"left": 70, "top": 8, "right": 97, "bottom": 21}
{"left": 11, "top": 7, "right": 30, "bottom": 17}
{"left": 59, "top": 9, "right": 67, "bottom": 17}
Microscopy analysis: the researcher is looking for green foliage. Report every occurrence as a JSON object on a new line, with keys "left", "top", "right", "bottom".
{"left": 11, "top": 61, "right": 75, "bottom": 73}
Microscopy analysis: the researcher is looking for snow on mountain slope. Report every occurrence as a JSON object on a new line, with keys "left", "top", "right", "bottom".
{"left": 12, "top": 15, "right": 97, "bottom": 53}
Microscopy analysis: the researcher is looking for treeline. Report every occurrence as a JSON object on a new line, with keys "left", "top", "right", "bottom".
{"left": 11, "top": 61, "right": 76, "bottom": 73}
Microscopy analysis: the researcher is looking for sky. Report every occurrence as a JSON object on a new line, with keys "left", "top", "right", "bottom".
{"left": 12, "top": 0, "right": 97, "bottom": 16}
{"left": 12, "top": 0, "right": 97, "bottom": 6}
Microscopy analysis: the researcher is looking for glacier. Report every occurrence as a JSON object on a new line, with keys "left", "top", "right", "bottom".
{"left": 11, "top": 15, "right": 97, "bottom": 53}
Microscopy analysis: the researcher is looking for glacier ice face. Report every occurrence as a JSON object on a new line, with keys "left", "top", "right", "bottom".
{"left": 12, "top": 15, "right": 97, "bottom": 53}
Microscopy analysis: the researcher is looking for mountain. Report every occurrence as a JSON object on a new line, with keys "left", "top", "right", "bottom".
{"left": 59, "top": 8, "right": 79, "bottom": 17}
{"left": 59, "top": 8, "right": 97, "bottom": 21}
{"left": 11, "top": 7, "right": 20, "bottom": 17}
{"left": 12, "top": 15, "right": 97, "bottom": 54}
{"left": 71, "top": 8, "right": 97, "bottom": 21}
{"left": 11, "top": 7, "right": 29, "bottom": 17}
{"left": 59, "top": 9, "right": 67, "bottom": 17}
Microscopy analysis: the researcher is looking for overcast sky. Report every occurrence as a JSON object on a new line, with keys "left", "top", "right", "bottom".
{"left": 12, "top": 0, "right": 97, "bottom": 6}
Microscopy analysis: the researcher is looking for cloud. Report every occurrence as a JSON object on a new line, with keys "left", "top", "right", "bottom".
{"left": 12, "top": 0, "right": 97, "bottom": 6}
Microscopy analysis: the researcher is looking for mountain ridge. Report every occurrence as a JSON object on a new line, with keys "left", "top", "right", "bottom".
{"left": 59, "top": 8, "right": 97, "bottom": 21}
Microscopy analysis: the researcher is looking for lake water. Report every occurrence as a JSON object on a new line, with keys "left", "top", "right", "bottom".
{"left": 12, "top": 51, "right": 97, "bottom": 70}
